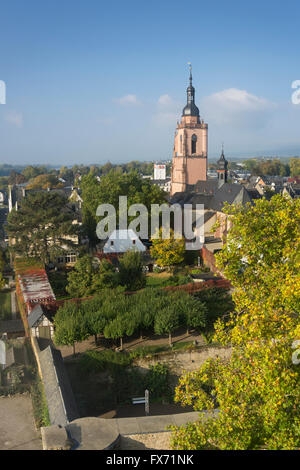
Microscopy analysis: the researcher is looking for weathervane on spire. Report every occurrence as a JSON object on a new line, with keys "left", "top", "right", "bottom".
{"left": 187, "top": 62, "right": 192, "bottom": 84}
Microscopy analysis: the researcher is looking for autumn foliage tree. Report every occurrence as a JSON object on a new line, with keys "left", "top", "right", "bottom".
{"left": 150, "top": 228, "right": 185, "bottom": 270}
{"left": 171, "top": 195, "right": 300, "bottom": 450}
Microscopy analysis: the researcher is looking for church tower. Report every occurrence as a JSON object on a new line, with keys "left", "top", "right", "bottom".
{"left": 170, "top": 66, "right": 208, "bottom": 196}
{"left": 217, "top": 146, "right": 228, "bottom": 186}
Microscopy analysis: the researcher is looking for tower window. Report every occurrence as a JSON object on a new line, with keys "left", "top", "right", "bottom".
{"left": 191, "top": 134, "right": 197, "bottom": 154}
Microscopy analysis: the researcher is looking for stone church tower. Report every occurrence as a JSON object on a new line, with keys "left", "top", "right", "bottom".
{"left": 170, "top": 68, "right": 208, "bottom": 195}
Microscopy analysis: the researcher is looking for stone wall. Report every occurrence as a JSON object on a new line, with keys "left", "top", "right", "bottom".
{"left": 133, "top": 344, "right": 232, "bottom": 376}
{"left": 31, "top": 336, "right": 79, "bottom": 426}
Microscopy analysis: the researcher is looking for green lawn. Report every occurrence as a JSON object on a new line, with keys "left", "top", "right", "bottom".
{"left": 146, "top": 274, "right": 192, "bottom": 288}
{"left": 0, "top": 290, "right": 12, "bottom": 320}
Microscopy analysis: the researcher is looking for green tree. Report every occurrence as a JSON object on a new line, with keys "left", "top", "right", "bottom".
{"left": 103, "top": 315, "right": 127, "bottom": 350}
{"left": 184, "top": 298, "right": 207, "bottom": 334}
{"left": 66, "top": 255, "right": 97, "bottom": 297}
{"left": 21, "top": 165, "right": 48, "bottom": 181}
{"left": 171, "top": 195, "right": 300, "bottom": 450}
{"left": 7, "top": 191, "right": 78, "bottom": 264}
{"left": 154, "top": 305, "right": 180, "bottom": 346}
{"left": 193, "top": 287, "right": 234, "bottom": 333}
{"left": 54, "top": 302, "right": 90, "bottom": 355}
{"left": 289, "top": 157, "right": 300, "bottom": 177}
{"left": 80, "top": 170, "right": 166, "bottom": 245}
{"left": 67, "top": 256, "right": 120, "bottom": 298}
{"left": 93, "top": 259, "right": 119, "bottom": 290}
{"left": 118, "top": 250, "right": 146, "bottom": 291}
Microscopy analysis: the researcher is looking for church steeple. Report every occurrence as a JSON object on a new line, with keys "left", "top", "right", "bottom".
{"left": 217, "top": 145, "right": 228, "bottom": 185}
{"left": 170, "top": 65, "right": 208, "bottom": 196}
{"left": 182, "top": 63, "right": 200, "bottom": 118}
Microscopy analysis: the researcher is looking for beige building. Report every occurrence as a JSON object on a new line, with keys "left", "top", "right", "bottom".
{"left": 171, "top": 68, "right": 208, "bottom": 195}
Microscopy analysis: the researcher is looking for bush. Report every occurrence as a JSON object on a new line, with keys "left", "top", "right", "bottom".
{"left": 144, "top": 363, "right": 171, "bottom": 399}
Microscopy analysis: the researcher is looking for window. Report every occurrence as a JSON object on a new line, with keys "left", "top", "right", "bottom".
{"left": 110, "top": 240, "right": 114, "bottom": 246}
{"left": 191, "top": 134, "right": 197, "bottom": 154}
{"left": 66, "top": 252, "right": 77, "bottom": 263}
{"left": 133, "top": 239, "right": 136, "bottom": 245}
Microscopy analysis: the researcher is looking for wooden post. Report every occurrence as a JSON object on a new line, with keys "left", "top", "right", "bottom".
{"left": 145, "top": 389, "right": 149, "bottom": 416}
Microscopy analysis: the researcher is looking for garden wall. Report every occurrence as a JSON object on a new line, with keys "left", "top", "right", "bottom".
{"left": 133, "top": 344, "right": 232, "bottom": 376}
{"left": 200, "top": 246, "right": 221, "bottom": 274}
{"left": 31, "top": 336, "right": 79, "bottom": 426}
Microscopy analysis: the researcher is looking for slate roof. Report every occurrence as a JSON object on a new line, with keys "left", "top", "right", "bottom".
{"left": 210, "top": 184, "right": 252, "bottom": 212}
{"left": 171, "top": 181, "right": 261, "bottom": 212}
{"left": 27, "top": 305, "right": 44, "bottom": 328}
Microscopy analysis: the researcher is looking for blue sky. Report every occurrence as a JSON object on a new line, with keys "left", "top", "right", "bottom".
{"left": 0, "top": 0, "right": 300, "bottom": 166}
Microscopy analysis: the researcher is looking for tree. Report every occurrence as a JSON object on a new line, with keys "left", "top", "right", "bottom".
{"left": 154, "top": 306, "right": 180, "bottom": 346}
{"left": 184, "top": 298, "right": 207, "bottom": 334}
{"left": 54, "top": 302, "right": 90, "bottom": 355}
{"left": 193, "top": 287, "right": 234, "bottom": 333}
{"left": 7, "top": 191, "right": 78, "bottom": 264}
{"left": 67, "top": 256, "right": 120, "bottom": 297}
{"left": 21, "top": 165, "right": 48, "bottom": 181}
{"left": 66, "top": 255, "right": 96, "bottom": 297}
{"left": 118, "top": 250, "right": 146, "bottom": 291}
{"left": 170, "top": 195, "right": 300, "bottom": 450}
{"left": 81, "top": 292, "right": 112, "bottom": 344}
{"left": 93, "top": 259, "right": 119, "bottom": 290}
{"left": 150, "top": 228, "right": 185, "bottom": 270}
{"left": 27, "top": 174, "right": 63, "bottom": 190}
{"left": 80, "top": 170, "right": 166, "bottom": 244}
{"left": 104, "top": 315, "right": 127, "bottom": 350}
{"left": 8, "top": 170, "right": 26, "bottom": 185}
{"left": 289, "top": 157, "right": 300, "bottom": 177}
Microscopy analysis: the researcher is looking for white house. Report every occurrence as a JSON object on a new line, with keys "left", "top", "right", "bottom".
{"left": 103, "top": 229, "right": 146, "bottom": 254}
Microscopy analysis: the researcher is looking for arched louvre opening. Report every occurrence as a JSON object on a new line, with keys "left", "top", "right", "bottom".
{"left": 191, "top": 134, "right": 197, "bottom": 154}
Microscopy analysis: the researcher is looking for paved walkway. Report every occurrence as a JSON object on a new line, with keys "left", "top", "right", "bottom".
{"left": 58, "top": 329, "right": 206, "bottom": 360}
{"left": 0, "top": 395, "right": 42, "bottom": 450}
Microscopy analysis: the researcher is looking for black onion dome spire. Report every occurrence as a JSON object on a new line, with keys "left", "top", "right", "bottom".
{"left": 217, "top": 145, "right": 228, "bottom": 170}
{"left": 182, "top": 64, "right": 200, "bottom": 117}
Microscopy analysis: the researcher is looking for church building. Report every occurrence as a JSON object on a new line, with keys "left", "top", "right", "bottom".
{"left": 170, "top": 67, "right": 208, "bottom": 195}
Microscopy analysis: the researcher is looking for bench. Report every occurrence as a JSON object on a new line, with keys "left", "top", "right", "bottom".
{"left": 132, "top": 397, "right": 146, "bottom": 405}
